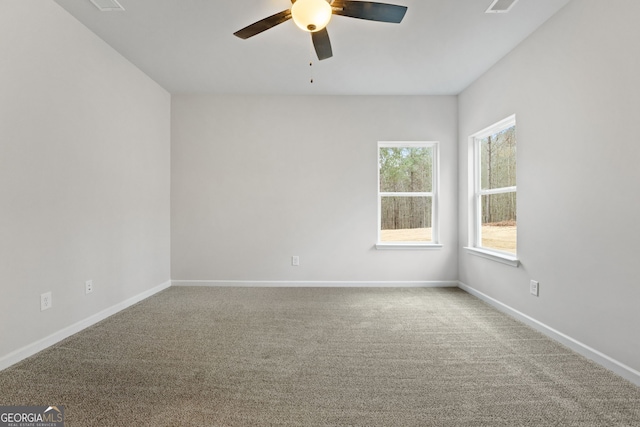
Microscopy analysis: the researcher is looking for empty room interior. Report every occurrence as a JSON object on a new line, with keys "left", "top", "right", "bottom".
{"left": 1, "top": 0, "right": 639, "bottom": 425}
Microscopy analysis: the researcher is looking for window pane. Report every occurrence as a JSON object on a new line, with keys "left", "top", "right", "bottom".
{"left": 380, "top": 196, "right": 432, "bottom": 242}
{"left": 480, "top": 192, "right": 516, "bottom": 253}
{"left": 480, "top": 125, "right": 516, "bottom": 190}
{"left": 379, "top": 147, "right": 432, "bottom": 192}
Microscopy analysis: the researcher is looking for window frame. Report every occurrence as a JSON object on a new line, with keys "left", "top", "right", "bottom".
{"left": 376, "top": 141, "right": 442, "bottom": 250}
{"left": 466, "top": 115, "right": 519, "bottom": 266}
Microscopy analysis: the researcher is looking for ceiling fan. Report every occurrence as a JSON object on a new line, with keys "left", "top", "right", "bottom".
{"left": 233, "top": 0, "right": 408, "bottom": 61}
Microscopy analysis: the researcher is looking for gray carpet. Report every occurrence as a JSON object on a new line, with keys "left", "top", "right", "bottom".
{"left": 1, "top": 287, "right": 639, "bottom": 426}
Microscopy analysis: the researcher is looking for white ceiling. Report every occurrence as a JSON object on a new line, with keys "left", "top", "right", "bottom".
{"left": 53, "top": 0, "right": 571, "bottom": 95}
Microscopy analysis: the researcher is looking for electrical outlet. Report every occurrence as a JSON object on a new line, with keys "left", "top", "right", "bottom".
{"left": 41, "top": 292, "right": 52, "bottom": 311}
{"left": 530, "top": 280, "right": 539, "bottom": 296}
{"left": 85, "top": 280, "right": 93, "bottom": 294}
{"left": 292, "top": 256, "right": 300, "bottom": 266}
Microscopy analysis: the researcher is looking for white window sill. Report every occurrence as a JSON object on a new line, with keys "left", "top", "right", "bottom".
{"left": 376, "top": 243, "right": 443, "bottom": 250}
{"left": 464, "top": 247, "right": 520, "bottom": 267}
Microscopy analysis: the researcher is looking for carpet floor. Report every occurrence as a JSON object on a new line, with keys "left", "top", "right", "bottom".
{"left": 1, "top": 287, "right": 639, "bottom": 426}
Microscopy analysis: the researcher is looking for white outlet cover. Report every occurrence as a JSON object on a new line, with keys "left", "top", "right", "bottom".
{"left": 85, "top": 280, "right": 93, "bottom": 294}
{"left": 41, "top": 292, "right": 52, "bottom": 311}
{"left": 530, "top": 280, "right": 539, "bottom": 296}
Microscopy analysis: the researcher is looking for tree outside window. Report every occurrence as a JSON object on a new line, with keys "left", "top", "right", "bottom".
{"left": 473, "top": 116, "right": 517, "bottom": 254}
{"left": 378, "top": 142, "right": 438, "bottom": 244}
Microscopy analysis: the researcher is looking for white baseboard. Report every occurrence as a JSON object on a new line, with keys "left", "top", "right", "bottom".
{"left": 172, "top": 280, "right": 459, "bottom": 288}
{"left": 458, "top": 281, "right": 640, "bottom": 387}
{"left": 0, "top": 280, "right": 171, "bottom": 372}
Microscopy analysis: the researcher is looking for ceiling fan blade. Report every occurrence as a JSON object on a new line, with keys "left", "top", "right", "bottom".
{"left": 331, "top": 1, "right": 407, "bottom": 23}
{"left": 233, "top": 10, "right": 292, "bottom": 39}
{"left": 311, "top": 28, "right": 333, "bottom": 61}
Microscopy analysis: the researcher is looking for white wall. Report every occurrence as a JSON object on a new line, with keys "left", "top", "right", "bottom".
{"left": 458, "top": 0, "right": 640, "bottom": 375}
{"left": 0, "top": 2, "right": 171, "bottom": 363}
{"left": 172, "top": 95, "right": 457, "bottom": 284}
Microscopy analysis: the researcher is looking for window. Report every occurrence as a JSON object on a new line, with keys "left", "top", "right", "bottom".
{"left": 470, "top": 115, "right": 517, "bottom": 261}
{"left": 377, "top": 142, "right": 439, "bottom": 248}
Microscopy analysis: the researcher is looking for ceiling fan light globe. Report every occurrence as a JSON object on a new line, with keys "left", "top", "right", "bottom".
{"left": 291, "top": 0, "right": 332, "bottom": 33}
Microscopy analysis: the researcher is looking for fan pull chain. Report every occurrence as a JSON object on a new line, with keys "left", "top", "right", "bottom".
{"left": 309, "top": 39, "right": 314, "bottom": 84}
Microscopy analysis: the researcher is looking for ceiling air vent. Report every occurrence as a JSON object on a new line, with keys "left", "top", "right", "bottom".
{"left": 90, "top": 0, "right": 125, "bottom": 12}
{"left": 485, "top": 0, "right": 519, "bottom": 13}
